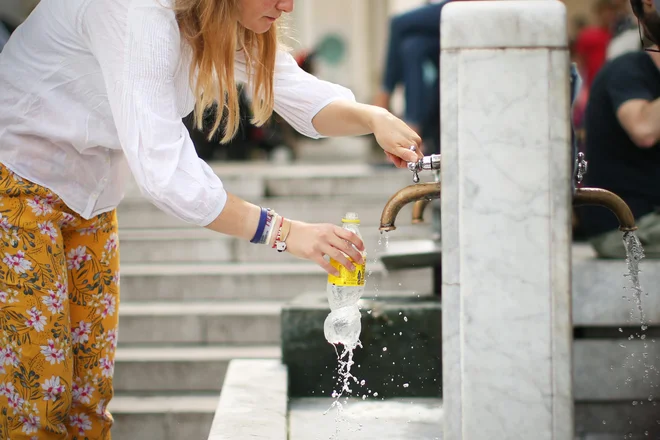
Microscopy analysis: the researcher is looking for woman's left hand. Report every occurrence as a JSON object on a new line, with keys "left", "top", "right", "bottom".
{"left": 370, "top": 109, "right": 424, "bottom": 168}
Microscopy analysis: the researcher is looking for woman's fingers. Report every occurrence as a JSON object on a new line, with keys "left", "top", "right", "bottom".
{"left": 334, "top": 226, "right": 365, "bottom": 253}
{"left": 326, "top": 247, "right": 355, "bottom": 272}
{"left": 314, "top": 254, "right": 339, "bottom": 276}
{"left": 329, "top": 233, "right": 363, "bottom": 266}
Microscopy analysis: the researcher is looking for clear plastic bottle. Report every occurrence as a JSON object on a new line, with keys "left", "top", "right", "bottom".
{"left": 323, "top": 212, "right": 366, "bottom": 349}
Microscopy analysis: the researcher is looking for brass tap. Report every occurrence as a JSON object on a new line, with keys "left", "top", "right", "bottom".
{"left": 412, "top": 199, "right": 431, "bottom": 224}
{"left": 411, "top": 169, "right": 440, "bottom": 224}
{"left": 380, "top": 182, "right": 441, "bottom": 232}
{"left": 573, "top": 188, "right": 637, "bottom": 232}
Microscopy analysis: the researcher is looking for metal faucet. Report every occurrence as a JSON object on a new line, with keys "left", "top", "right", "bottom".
{"left": 380, "top": 151, "right": 441, "bottom": 232}
{"left": 412, "top": 170, "right": 440, "bottom": 224}
{"left": 572, "top": 153, "right": 637, "bottom": 232}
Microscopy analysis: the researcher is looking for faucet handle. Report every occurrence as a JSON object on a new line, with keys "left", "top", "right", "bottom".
{"left": 407, "top": 146, "right": 441, "bottom": 183}
{"left": 576, "top": 152, "right": 588, "bottom": 184}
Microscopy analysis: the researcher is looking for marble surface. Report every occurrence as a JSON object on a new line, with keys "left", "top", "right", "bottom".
{"left": 207, "top": 360, "right": 287, "bottom": 440}
{"left": 288, "top": 398, "right": 443, "bottom": 440}
{"left": 440, "top": 2, "right": 572, "bottom": 438}
{"left": 441, "top": 1, "right": 567, "bottom": 50}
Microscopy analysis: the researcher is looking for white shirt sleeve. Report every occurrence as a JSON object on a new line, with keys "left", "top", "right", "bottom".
{"left": 80, "top": 0, "right": 227, "bottom": 227}
{"left": 234, "top": 50, "right": 356, "bottom": 139}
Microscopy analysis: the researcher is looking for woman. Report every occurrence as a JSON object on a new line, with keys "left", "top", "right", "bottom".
{"left": 0, "top": 0, "right": 422, "bottom": 438}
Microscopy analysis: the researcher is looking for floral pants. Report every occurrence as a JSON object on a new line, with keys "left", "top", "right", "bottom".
{"left": 0, "top": 164, "right": 119, "bottom": 439}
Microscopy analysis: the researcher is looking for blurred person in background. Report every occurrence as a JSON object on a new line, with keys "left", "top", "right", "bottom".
{"left": 607, "top": 0, "right": 644, "bottom": 58}
{"left": 0, "top": 0, "right": 424, "bottom": 438}
{"left": 631, "top": 0, "right": 660, "bottom": 45}
{"left": 574, "top": 0, "right": 618, "bottom": 90}
{"left": 572, "top": 0, "right": 619, "bottom": 156}
{"left": 579, "top": 44, "right": 660, "bottom": 258}
{"left": 372, "top": 0, "right": 468, "bottom": 153}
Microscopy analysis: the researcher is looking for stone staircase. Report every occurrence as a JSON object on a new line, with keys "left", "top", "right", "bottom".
{"left": 108, "top": 160, "right": 435, "bottom": 439}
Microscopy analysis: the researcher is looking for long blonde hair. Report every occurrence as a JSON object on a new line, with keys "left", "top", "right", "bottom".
{"left": 174, "top": 0, "right": 278, "bottom": 143}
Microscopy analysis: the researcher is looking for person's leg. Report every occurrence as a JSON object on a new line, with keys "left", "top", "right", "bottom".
{"left": 631, "top": 211, "right": 660, "bottom": 258}
{"left": 400, "top": 35, "right": 441, "bottom": 133}
{"left": 63, "top": 210, "right": 119, "bottom": 440}
{"left": 589, "top": 228, "right": 628, "bottom": 259}
{"left": 376, "top": 2, "right": 443, "bottom": 109}
{"left": 589, "top": 212, "right": 660, "bottom": 258}
{"left": 0, "top": 164, "right": 73, "bottom": 438}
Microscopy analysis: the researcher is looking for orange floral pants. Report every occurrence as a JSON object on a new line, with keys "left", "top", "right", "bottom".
{"left": 0, "top": 163, "right": 119, "bottom": 439}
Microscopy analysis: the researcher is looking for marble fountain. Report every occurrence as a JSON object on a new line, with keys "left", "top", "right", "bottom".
{"left": 206, "top": 2, "right": 660, "bottom": 439}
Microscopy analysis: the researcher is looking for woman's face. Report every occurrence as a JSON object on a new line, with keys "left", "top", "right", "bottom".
{"left": 238, "top": 0, "right": 294, "bottom": 33}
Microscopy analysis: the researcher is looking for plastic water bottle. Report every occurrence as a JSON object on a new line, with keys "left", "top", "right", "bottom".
{"left": 323, "top": 212, "right": 366, "bottom": 349}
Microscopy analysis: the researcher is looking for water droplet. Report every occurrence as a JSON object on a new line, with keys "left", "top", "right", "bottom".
{"left": 633, "top": 401, "right": 638, "bottom": 406}
{"left": 404, "top": 316, "right": 408, "bottom": 322}
{"left": 373, "top": 392, "right": 378, "bottom": 397}
{"left": 602, "top": 420, "right": 607, "bottom": 425}
{"left": 619, "top": 328, "right": 624, "bottom": 332}
{"left": 403, "top": 383, "right": 409, "bottom": 388}
{"left": 383, "top": 347, "right": 388, "bottom": 352}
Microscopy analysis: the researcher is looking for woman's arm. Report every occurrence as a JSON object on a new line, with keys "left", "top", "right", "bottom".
{"left": 312, "top": 100, "right": 422, "bottom": 166}
{"left": 235, "top": 51, "right": 423, "bottom": 167}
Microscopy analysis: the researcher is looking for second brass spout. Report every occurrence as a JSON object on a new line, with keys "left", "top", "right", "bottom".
{"left": 412, "top": 200, "right": 431, "bottom": 224}
{"left": 573, "top": 188, "right": 637, "bottom": 232}
{"left": 380, "top": 182, "right": 441, "bottom": 232}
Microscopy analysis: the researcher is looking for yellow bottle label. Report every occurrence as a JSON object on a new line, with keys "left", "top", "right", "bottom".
{"left": 327, "top": 259, "right": 366, "bottom": 287}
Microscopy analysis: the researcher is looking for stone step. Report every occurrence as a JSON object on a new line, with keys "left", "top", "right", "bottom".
{"left": 117, "top": 194, "right": 426, "bottom": 229}
{"left": 117, "top": 224, "right": 432, "bottom": 264}
{"left": 109, "top": 394, "right": 217, "bottom": 440}
{"left": 208, "top": 360, "right": 288, "bottom": 440}
{"left": 572, "top": 244, "right": 660, "bottom": 326}
{"left": 113, "top": 346, "right": 280, "bottom": 393}
{"left": 574, "top": 339, "right": 660, "bottom": 401}
{"left": 122, "top": 162, "right": 432, "bottom": 202}
{"left": 118, "top": 301, "right": 282, "bottom": 346}
{"left": 120, "top": 262, "right": 433, "bottom": 302}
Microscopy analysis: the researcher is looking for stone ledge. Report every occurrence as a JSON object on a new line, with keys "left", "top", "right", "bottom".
{"left": 207, "top": 360, "right": 288, "bottom": 440}
{"left": 574, "top": 340, "right": 660, "bottom": 401}
{"left": 109, "top": 394, "right": 216, "bottom": 440}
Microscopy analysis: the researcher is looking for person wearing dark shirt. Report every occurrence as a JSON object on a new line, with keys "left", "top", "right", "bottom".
{"left": 580, "top": 49, "right": 660, "bottom": 258}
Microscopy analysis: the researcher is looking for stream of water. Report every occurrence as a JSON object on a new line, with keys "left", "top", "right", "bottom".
{"left": 620, "top": 232, "right": 659, "bottom": 435}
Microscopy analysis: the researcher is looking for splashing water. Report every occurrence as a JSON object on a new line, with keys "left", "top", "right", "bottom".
{"left": 324, "top": 342, "right": 364, "bottom": 439}
{"left": 323, "top": 232, "right": 397, "bottom": 437}
{"left": 620, "top": 231, "right": 660, "bottom": 424}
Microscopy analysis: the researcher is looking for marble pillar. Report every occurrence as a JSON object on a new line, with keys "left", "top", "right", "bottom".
{"left": 440, "top": 2, "right": 573, "bottom": 439}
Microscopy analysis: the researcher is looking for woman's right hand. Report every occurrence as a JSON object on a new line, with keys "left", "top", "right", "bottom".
{"left": 285, "top": 220, "right": 365, "bottom": 276}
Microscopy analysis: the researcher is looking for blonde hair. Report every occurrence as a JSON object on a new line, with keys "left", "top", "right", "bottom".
{"left": 174, "top": 0, "right": 278, "bottom": 143}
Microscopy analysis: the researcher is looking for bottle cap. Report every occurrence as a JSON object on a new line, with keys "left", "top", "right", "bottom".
{"left": 342, "top": 212, "right": 360, "bottom": 224}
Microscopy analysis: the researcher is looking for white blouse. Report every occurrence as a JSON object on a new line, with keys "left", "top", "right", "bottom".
{"left": 0, "top": 0, "right": 355, "bottom": 226}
